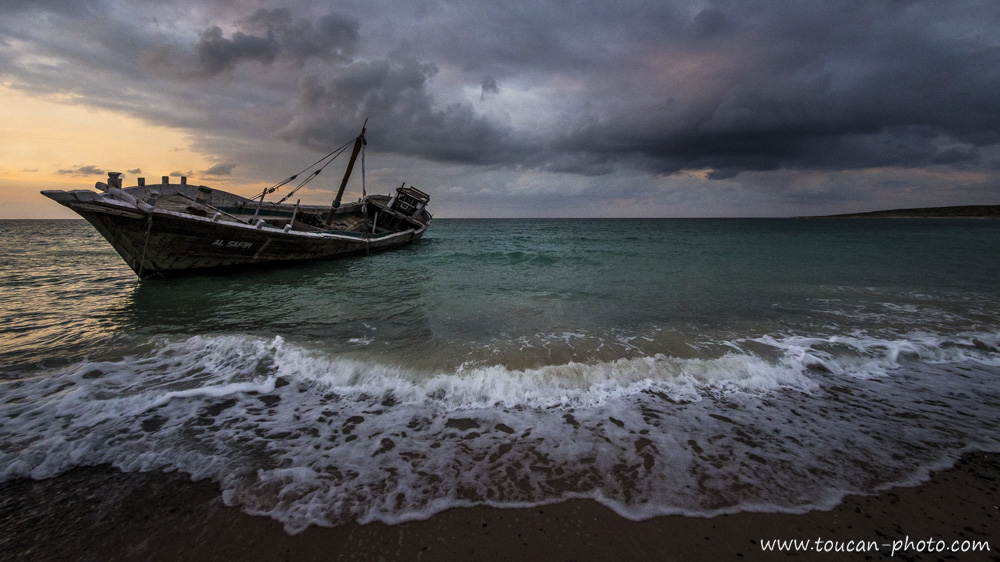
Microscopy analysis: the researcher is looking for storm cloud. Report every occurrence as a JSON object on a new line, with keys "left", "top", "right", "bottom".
{"left": 143, "top": 8, "right": 359, "bottom": 78}
{"left": 278, "top": 58, "right": 529, "bottom": 166}
{"left": 201, "top": 163, "right": 237, "bottom": 176}
{"left": 3, "top": 0, "right": 998, "bottom": 216}
{"left": 538, "top": 2, "right": 1000, "bottom": 178}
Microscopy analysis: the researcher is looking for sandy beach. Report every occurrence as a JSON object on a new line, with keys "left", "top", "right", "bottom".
{"left": 1, "top": 452, "right": 996, "bottom": 561}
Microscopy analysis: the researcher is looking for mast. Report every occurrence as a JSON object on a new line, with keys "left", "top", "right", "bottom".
{"left": 328, "top": 121, "right": 367, "bottom": 218}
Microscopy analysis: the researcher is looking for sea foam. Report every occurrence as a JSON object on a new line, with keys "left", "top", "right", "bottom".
{"left": 1, "top": 331, "right": 998, "bottom": 532}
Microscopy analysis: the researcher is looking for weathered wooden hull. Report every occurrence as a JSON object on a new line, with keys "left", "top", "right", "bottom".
{"left": 45, "top": 191, "right": 428, "bottom": 279}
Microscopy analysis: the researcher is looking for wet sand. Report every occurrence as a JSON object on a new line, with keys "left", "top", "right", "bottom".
{"left": 2, "top": 452, "right": 998, "bottom": 561}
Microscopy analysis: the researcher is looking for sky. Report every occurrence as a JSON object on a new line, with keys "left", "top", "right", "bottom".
{"left": 1, "top": 0, "right": 998, "bottom": 218}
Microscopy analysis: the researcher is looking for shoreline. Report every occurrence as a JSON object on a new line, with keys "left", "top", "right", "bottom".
{"left": 2, "top": 452, "right": 998, "bottom": 561}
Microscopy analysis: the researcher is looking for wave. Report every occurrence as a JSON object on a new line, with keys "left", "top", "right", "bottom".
{"left": 1, "top": 330, "right": 999, "bottom": 532}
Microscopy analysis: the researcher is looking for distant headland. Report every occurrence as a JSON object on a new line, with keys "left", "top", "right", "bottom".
{"left": 818, "top": 205, "right": 1000, "bottom": 218}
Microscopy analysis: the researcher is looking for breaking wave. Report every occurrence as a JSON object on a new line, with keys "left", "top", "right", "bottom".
{"left": 1, "top": 331, "right": 998, "bottom": 532}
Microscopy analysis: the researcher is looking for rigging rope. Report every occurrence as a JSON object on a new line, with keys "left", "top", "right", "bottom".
{"left": 275, "top": 142, "right": 354, "bottom": 204}
{"left": 251, "top": 137, "right": 356, "bottom": 204}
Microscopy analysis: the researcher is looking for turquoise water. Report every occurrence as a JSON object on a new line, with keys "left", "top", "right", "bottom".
{"left": 1, "top": 218, "right": 999, "bottom": 530}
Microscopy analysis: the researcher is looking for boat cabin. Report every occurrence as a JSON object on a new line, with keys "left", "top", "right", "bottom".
{"left": 388, "top": 186, "right": 430, "bottom": 217}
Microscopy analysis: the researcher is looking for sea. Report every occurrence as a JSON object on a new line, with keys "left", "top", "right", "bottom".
{"left": 1, "top": 217, "right": 999, "bottom": 533}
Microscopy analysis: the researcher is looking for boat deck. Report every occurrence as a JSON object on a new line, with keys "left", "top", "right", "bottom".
{"left": 152, "top": 193, "right": 377, "bottom": 235}
{"left": 155, "top": 193, "right": 247, "bottom": 223}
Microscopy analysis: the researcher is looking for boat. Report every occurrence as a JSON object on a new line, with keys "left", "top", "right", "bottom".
{"left": 41, "top": 124, "right": 432, "bottom": 279}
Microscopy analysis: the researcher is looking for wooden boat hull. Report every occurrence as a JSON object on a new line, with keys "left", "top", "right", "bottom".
{"left": 44, "top": 189, "right": 428, "bottom": 279}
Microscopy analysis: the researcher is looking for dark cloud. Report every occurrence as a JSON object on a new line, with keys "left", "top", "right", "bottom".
{"left": 143, "top": 8, "right": 359, "bottom": 78}
{"left": 127, "top": 168, "right": 142, "bottom": 175}
{"left": 194, "top": 26, "right": 278, "bottom": 75}
{"left": 245, "top": 8, "right": 358, "bottom": 65}
{"left": 279, "top": 57, "right": 530, "bottom": 166}
{"left": 934, "top": 148, "right": 979, "bottom": 166}
{"left": 692, "top": 8, "right": 731, "bottom": 39}
{"left": 480, "top": 76, "right": 500, "bottom": 100}
{"left": 262, "top": 1, "right": 1000, "bottom": 181}
{"left": 540, "top": 1, "right": 1000, "bottom": 178}
{"left": 58, "top": 165, "right": 103, "bottom": 176}
{"left": 0, "top": 0, "right": 104, "bottom": 17}
{"left": 202, "top": 163, "right": 237, "bottom": 176}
